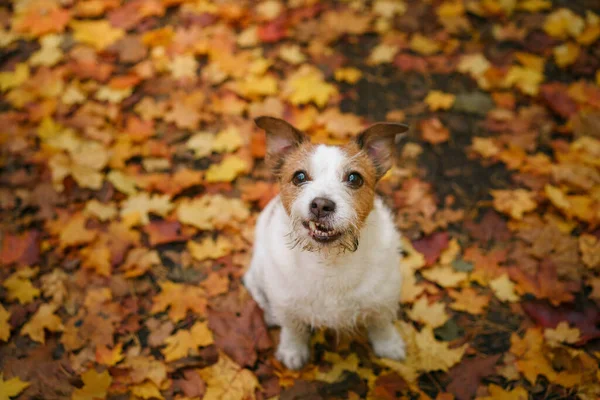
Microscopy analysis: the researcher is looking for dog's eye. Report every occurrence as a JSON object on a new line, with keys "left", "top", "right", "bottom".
{"left": 346, "top": 172, "right": 364, "bottom": 188}
{"left": 292, "top": 171, "right": 308, "bottom": 186}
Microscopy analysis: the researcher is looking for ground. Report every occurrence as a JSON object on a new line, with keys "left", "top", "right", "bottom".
{"left": 1, "top": 0, "right": 600, "bottom": 399}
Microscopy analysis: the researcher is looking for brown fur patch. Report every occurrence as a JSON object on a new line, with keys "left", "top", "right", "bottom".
{"left": 340, "top": 142, "right": 378, "bottom": 229}
{"left": 279, "top": 141, "right": 318, "bottom": 216}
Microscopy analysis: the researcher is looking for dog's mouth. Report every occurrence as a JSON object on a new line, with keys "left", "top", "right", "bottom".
{"left": 302, "top": 221, "right": 342, "bottom": 243}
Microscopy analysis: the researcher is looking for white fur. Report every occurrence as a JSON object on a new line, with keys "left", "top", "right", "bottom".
{"left": 244, "top": 145, "right": 405, "bottom": 370}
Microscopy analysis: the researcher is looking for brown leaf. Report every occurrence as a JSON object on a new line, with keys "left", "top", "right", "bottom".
{"left": 0, "top": 230, "right": 40, "bottom": 266}
{"left": 446, "top": 354, "right": 501, "bottom": 400}
{"left": 420, "top": 118, "right": 450, "bottom": 144}
{"left": 208, "top": 300, "right": 272, "bottom": 367}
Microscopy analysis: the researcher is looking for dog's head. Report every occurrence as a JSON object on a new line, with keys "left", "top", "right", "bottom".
{"left": 255, "top": 116, "right": 408, "bottom": 253}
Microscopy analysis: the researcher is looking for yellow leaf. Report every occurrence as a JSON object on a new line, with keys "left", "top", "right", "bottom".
{"left": 489, "top": 274, "right": 519, "bottom": 303}
{"left": 279, "top": 44, "right": 306, "bottom": 65}
{"left": 107, "top": 170, "right": 138, "bottom": 196}
{"left": 367, "top": 43, "right": 399, "bottom": 65}
{"left": 491, "top": 189, "right": 537, "bottom": 220}
{"left": 544, "top": 322, "right": 580, "bottom": 346}
{"left": 235, "top": 75, "right": 278, "bottom": 98}
{"left": 553, "top": 42, "right": 580, "bottom": 68}
{"left": 211, "top": 126, "right": 244, "bottom": 153}
{"left": 421, "top": 265, "right": 467, "bottom": 288}
{"left": 198, "top": 353, "right": 259, "bottom": 400}
{"left": 437, "top": 1, "right": 465, "bottom": 17}
{"left": 30, "top": 34, "right": 63, "bottom": 67}
{"left": 424, "top": 90, "right": 456, "bottom": 111}
{"left": 161, "top": 321, "right": 214, "bottom": 362}
{"left": 478, "top": 384, "right": 528, "bottom": 400}
{"left": 95, "top": 343, "right": 124, "bottom": 366}
{"left": 580, "top": 234, "right": 600, "bottom": 269}
{"left": 3, "top": 271, "right": 40, "bottom": 304}
{"left": 0, "top": 373, "right": 30, "bottom": 400}
{"left": 285, "top": 65, "right": 338, "bottom": 108}
{"left": 449, "top": 287, "right": 491, "bottom": 315}
{"left": 187, "top": 132, "right": 215, "bottom": 158}
{"left": 334, "top": 67, "right": 363, "bottom": 84}
{"left": 177, "top": 195, "right": 250, "bottom": 231}
{"left": 472, "top": 137, "right": 500, "bottom": 158}
{"left": 151, "top": 281, "right": 207, "bottom": 323}
{"left": 409, "top": 33, "right": 440, "bottom": 55}
{"left": 96, "top": 86, "right": 132, "bottom": 103}
{"left": 121, "top": 193, "right": 173, "bottom": 225}
{"left": 84, "top": 199, "right": 118, "bottom": 221}
{"left": 315, "top": 352, "right": 373, "bottom": 383}
{"left": 72, "top": 369, "right": 112, "bottom": 400}
{"left": 503, "top": 66, "right": 543, "bottom": 95}
{"left": 407, "top": 296, "right": 450, "bottom": 328}
{"left": 188, "top": 236, "right": 232, "bottom": 261}
{"left": 400, "top": 269, "right": 425, "bottom": 304}
{"left": 543, "top": 8, "right": 585, "bottom": 39}
{"left": 130, "top": 381, "right": 164, "bottom": 399}
{"left": 439, "top": 238, "right": 461, "bottom": 265}
{"left": 0, "top": 305, "right": 10, "bottom": 342}
{"left": 168, "top": 54, "right": 198, "bottom": 79}
{"left": 124, "top": 356, "right": 167, "bottom": 387}
{"left": 545, "top": 184, "right": 570, "bottom": 212}
{"left": 0, "top": 63, "right": 29, "bottom": 91}
{"left": 70, "top": 20, "right": 125, "bottom": 50}
{"left": 205, "top": 155, "right": 248, "bottom": 183}
{"left": 21, "top": 304, "right": 64, "bottom": 344}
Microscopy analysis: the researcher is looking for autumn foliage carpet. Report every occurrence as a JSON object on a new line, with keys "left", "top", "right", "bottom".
{"left": 1, "top": 0, "right": 600, "bottom": 399}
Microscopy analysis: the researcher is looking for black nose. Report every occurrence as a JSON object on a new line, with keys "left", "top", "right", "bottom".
{"left": 310, "top": 197, "right": 336, "bottom": 219}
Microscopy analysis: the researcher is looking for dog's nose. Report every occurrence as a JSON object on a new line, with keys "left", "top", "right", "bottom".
{"left": 310, "top": 197, "right": 336, "bottom": 219}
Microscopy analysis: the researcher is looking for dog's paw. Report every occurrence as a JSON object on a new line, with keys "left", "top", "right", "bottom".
{"left": 372, "top": 330, "right": 406, "bottom": 361}
{"left": 276, "top": 342, "right": 310, "bottom": 370}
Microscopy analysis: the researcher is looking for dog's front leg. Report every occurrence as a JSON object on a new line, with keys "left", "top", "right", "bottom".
{"left": 367, "top": 317, "right": 406, "bottom": 361}
{"left": 276, "top": 319, "right": 310, "bottom": 370}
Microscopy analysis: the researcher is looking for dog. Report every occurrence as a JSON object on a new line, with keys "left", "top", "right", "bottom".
{"left": 243, "top": 116, "right": 408, "bottom": 370}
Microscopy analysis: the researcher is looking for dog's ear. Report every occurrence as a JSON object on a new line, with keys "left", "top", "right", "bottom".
{"left": 255, "top": 116, "right": 307, "bottom": 175}
{"left": 355, "top": 122, "right": 409, "bottom": 179}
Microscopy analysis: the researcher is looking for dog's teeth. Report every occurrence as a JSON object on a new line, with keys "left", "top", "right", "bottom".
{"left": 309, "top": 221, "right": 316, "bottom": 231}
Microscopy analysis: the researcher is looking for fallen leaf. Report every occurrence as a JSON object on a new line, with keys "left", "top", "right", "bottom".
{"left": 201, "top": 273, "right": 230, "bottom": 297}
{"left": 197, "top": 352, "right": 259, "bottom": 400}
{"left": 478, "top": 384, "right": 528, "bottom": 400}
{"left": 420, "top": 118, "right": 450, "bottom": 144}
{"left": 21, "top": 304, "right": 64, "bottom": 343}
{"left": 0, "top": 305, "right": 10, "bottom": 342}
{"left": 205, "top": 155, "right": 249, "bottom": 183}
{"left": 151, "top": 281, "right": 207, "bottom": 322}
{"left": 446, "top": 354, "right": 501, "bottom": 400}
{"left": 70, "top": 19, "right": 125, "bottom": 50}
{"left": 449, "top": 287, "right": 491, "bottom": 315}
{"left": 188, "top": 236, "right": 233, "bottom": 261}
{"left": 162, "top": 322, "right": 213, "bottom": 362}
{"left": 579, "top": 234, "right": 600, "bottom": 269}
{"left": 0, "top": 230, "right": 40, "bottom": 266}
{"left": 284, "top": 65, "right": 338, "bottom": 108}
{"left": 421, "top": 265, "right": 468, "bottom": 288}
{"left": 489, "top": 274, "right": 519, "bottom": 303}
{"left": 120, "top": 193, "right": 173, "bottom": 225}
{"left": 544, "top": 321, "right": 580, "bottom": 346}
{"left": 72, "top": 369, "right": 112, "bottom": 400}
{"left": 491, "top": 189, "right": 537, "bottom": 220}
{"left": 425, "top": 91, "right": 456, "bottom": 111}
{"left": 177, "top": 195, "right": 250, "bottom": 231}
{"left": 411, "top": 231, "right": 449, "bottom": 266}
{"left": 407, "top": 296, "right": 450, "bottom": 328}
{"left": 3, "top": 269, "right": 40, "bottom": 304}
{"left": 0, "top": 373, "right": 30, "bottom": 400}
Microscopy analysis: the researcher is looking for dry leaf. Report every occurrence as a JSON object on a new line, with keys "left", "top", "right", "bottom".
{"left": 491, "top": 189, "right": 537, "bottom": 220}
{"left": 197, "top": 353, "right": 259, "bottom": 400}
{"left": 151, "top": 281, "right": 207, "bottom": 322}
{"left": 21, "top": 304, "right": 64, "bottom": 344}
{"left": 72, "top": 369, "right": 112, "bottom": 400}
{"left": 407, "top": 296, "right": 450, "bottom": 328}
{"left": 489, "top": 275, "right": 519, "bottom": 303}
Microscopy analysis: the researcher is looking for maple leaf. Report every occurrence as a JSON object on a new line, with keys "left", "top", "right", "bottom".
{"left": 70, "top": 20, "right": 125, "bottom": 50}
{"left": 13, "top": 2, "right": 70, "bottom": 36}
{"left": 0, "top": 305, "right": 10, "bottom": 342}
{"left": 407, "top": 296, "right": 450, "bottom": 328}
{"left": 284, "top": 65, "right": 338, "bottom": 108}
{"left": 188, "top": 237, "right": 233, "bottom": 261}
{"left": 72, "top": 369, "right": 112, "bottom": 400}
{"left": 334, "top": 67, "right": 363, "bottom": 84}
{"left": 130, "top": 381, "right": 164, "bottom": 400}
{"left": 544, "top": 322, "right": 580, "bottom": 346}
{"left": 0, "top": 373, "right": 30, "bottom": 400}
{"left": 449, "top": 287, "right": 490, "bottom": 315}
{"left": 3, "top": 268, "right": 41, "bottom": 304}
{"left": 162, "top": 322, "right": 214, "bottom": 362}
{"left": 446, "top": 354, "right": 501, "bottom": 400}
{"left": 120, "top": 193, "right": 173, "bottom": 225}
{"left": 543, "top": 8, "right": 585, "bottom": 39}
{"left": 151, "top": 281, "right": 207, "bottom": 323}
{"left": 580, "top": 234, "right": 600, "bottom": 269}
{"left": 368, "top": 43, "right": 399, "bottom": 65}
{"left": 205, "top": 155, "right": 249, "bottom": 183}
{"left": 491, "top": 189, "right": 537, "bottom": 220}
{"left": 420, "top": 118, "right": 450, "bottom": 144}
{"left": 197, "top": 352, "right": 259, "bottom": 400}
{"left": 124, "top": 355, "right": 167, "bottom": 386}
{"left": 553, "top": 43, "right": 581, "bottom": 68}
{"left": 95, "top": 343, "right": 124, "bottom": 366}
{"left": 21, "top": 304, "right": 64, "bottom": 344}
{"left": 80, "top": 242, "right": 112, "bottom": 276}
{"left": 478, "top": 384, "right": 528, "bottom": 400}
{"left": 58, "top": 213, "right": 97, "bottom": 248}
{"left": 421, "top": 265, "right": 468, "bottom": 288}
{"left": 410, "top": 33, "right": 441, "bottom": 55}
{"left": 30, "top": 34, "right": 64, "bottom": 67}
{"left": 424, "top": 91, "right": 456, "bottom": 111}
{"left": 0, "top": 230, "right": 40, "bottom": 266}
{"left": 411, "top": 231, "right": 449, "bottom": 266}
{"left": 212, "top": 126, "right": 244, "bottom": 153}
{"left": 201, "top": 273, "right": 230, "bottom": 297}
{"left": 177, "top": 195, "right": 250, "bottom": 231}
{"left": 489, "top": 275, "right": 519, "bottom": 303}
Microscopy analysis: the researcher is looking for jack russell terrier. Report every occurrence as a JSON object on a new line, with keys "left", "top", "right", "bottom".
{"left": 243, "top": 116, "right": 408, "bottom": 370}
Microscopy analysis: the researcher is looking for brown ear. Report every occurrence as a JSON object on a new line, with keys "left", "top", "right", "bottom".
{"left": 355, "top": 122, "right": 409, "bottom": 179}
{"left": 255, "top": 116, "right": 307, "bottom": 175}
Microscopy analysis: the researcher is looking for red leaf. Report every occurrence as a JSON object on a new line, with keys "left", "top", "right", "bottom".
{"left": 144, "top": 220, "right": 189, "bottom": 246}
{"left": 522, "top": 299, "right": 600, "bottom": 345}
{"left": 258, "top": 19, "right": 287, "bottom": 43}
{"left": 412, "top": 231, "right": 449, "bottom": 266}
{"left": 540, "top": 83, "right": 578, "bottom": 118}
{"left": 0, "top": 230, "right": 40, "bottom": 266}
